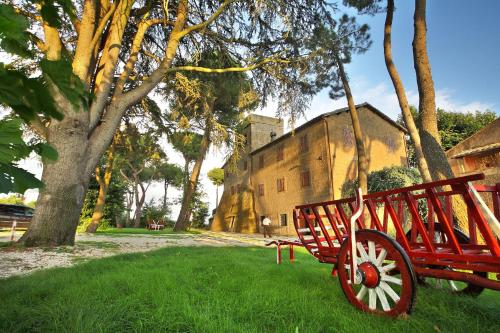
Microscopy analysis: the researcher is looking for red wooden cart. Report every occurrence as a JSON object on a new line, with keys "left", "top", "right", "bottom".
{"left": 288, "top": 173, "right": 499, "bottom": 316}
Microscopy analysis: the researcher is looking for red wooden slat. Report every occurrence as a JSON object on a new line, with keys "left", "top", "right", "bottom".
{"left": 312, "top": 207, "right": 334, "bottom": 248}
{"left": 365, "top": 199, "right": 383, "bottom": 231}
{"left": 322, "top": 205, "right": 343, "bottom": 241}
{"left": 403, "top": 192, "right": 435, "bottom": 253}
{"left": 383, "top": 196, "right": 411, "bottom": 252}
{"left": 425, "top": 188, "right": 463, "bottom": 255}
{"left": 460, "top": 184, "right": 500, "bottom": 257}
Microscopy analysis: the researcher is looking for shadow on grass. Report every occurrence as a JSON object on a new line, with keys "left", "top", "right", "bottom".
{"left": 84, "top": 227, "right": 202, "bottom": 237}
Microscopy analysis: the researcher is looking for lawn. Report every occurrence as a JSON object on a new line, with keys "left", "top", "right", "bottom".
{"left": 0, "top": 247, "right": 498, "bottom": 333}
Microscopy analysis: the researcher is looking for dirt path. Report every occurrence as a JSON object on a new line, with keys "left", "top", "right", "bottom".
{"left": 0, "top": 230, "right": 294, "bottom": 279}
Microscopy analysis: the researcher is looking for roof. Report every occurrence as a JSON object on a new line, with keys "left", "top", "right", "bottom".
{"left": 449, "top": 142, "right": 500, "bottom": 158}
{"left": 249, "top": 102, "right": 407, "bottom": 156}
{"left": 0, "top": 203, "right": 32, "bottom": 209}
{"left": 446, "top": 117, "right": 500, "bottom": 158}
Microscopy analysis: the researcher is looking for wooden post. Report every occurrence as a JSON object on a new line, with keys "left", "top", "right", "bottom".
{"left": 10, "top": 220, "right": 17, "bottom": 242}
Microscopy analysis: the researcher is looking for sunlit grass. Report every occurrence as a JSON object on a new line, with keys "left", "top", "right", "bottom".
{"left": 0, "top": 246, "right": 498, "bottom": 333}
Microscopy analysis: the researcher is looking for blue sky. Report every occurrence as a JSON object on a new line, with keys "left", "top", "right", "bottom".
{"left": 348, "top": 0, "right": 499, "bottom": 110}
{"left": 17, "top": 1, "right": 500, "bottom": 215}
{"left": 267, "top": 0, "right": 500, "bottom": 124}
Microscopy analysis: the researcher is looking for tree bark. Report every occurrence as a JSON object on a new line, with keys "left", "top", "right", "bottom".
{"left": 336, "top": 56, "right": 368, "bottom": 195}
{"left": 125, "top": 190, "right": 133, "bottom": 227}
{"left": 86, "top": 143, "right": 115, "bottom": 233}
{"left": 215, "top": 186, "right": 219, "bottom": 207}
{"left": 384, "top": 0, "right": 432, "bottom": 183}
{"left": 412, "top": 0, "right": 469, "bottom": 232}
{"left": 163, "top": 179, "right": 168, "bottom": 210}
{"left": 133, "top": 181, "right": 146, "bottom": 228}
{"left": 412, "top": 0, "right": 454, "bottom": 181}
{"left": 18, "top": 112, "right": 90, "bottom": 246}
{"left": 174, "top": 128, "right": 211, "bottom": 231}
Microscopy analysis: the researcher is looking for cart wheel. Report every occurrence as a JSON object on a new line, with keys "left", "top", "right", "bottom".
{"left": 338, "top": 230, "right": 417, "bottom": 316}
{"left": 405, "top": 223, "right": 486, "bottom": 297}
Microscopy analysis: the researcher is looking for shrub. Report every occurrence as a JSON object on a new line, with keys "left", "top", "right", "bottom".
{"left": 141, "top": 200, "right": 170, "bottom": 225}
{"left": 342, "top": 166, "right": 422, "bottom": 198}
{"left": 77, "top": 217, "right": 112, "bottom": 232}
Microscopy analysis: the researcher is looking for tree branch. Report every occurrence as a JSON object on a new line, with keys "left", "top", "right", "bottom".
{"left": 166, "top": 57, "right": 291, "bottom": 74}
{"left": 28, "top": 115, "right": 48, "bottom": 139}
{"left": 89, "top": 2, "right": 118, "bottom": 52}
{"left": 179, "top": 0, "right": 236, "bottom": 38}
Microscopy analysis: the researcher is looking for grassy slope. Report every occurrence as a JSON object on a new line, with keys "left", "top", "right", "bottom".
{"left": 0, "top": 247, "right": 498, "bottom": 333}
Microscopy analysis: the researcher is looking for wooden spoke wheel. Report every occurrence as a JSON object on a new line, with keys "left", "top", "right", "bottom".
{"left": 338, "top": 230, "right": 417, "bottom": 316}
{"left": 405, "top": 223, "right": 486, "bottom": 297}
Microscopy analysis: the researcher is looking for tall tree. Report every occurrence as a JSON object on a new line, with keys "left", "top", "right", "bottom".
{"left": 157, "top": 162, "right": 184, "bottom": 210}
{"left": 335, "top": 57, "right": 369, "bottom": 194}
{"left": 85, "top": 135, "right": 118, "bottom": 233}
{"left": 167, "top": 50, "right": 257, "bottom": 231}
{"left": 3, "top": 0, "right": 342, "bottom": 246}
{"left": 116, "top": 124, "right": 164, "bottom": 227}
{"left": 384, "top": 0, "right": 431, "bottom": 182}
{"left": 305, "top": 15, "right": 372, "bottom": 194}
{"left": 412, "top": 0, "right": 452, "bottom": 181}
{"left": 207, "top": 168, "right": 224, "bottom": 206}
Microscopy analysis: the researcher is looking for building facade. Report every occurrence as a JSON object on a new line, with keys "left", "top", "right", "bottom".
{"left": 211, "top": 103, "right": 409, "bottom": 236}
{"left": 446, "top": 117, "right": 500, "bottom": 185}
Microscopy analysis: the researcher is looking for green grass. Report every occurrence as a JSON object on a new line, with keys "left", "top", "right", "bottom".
{"left": 0, "top": 247, "right": 498, "bottom": 333}
{"left": 85, "top": 227, "right": 201, "bottom": 236}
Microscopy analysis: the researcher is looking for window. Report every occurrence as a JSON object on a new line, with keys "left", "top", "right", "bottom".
{"left": 280, "top": 214, "right": 288, "bottom": 227}
{"left": 277, "top": 177, "right": 285, "bottom": 192}
{"left": 259, "top": 155, "right": 264, "bottom": 169}
{"left": 301, "top": 170, "right": 311, "bottom": 188}
{"left": 299, "top": 134, "right": 309, "bottom": 152}
{"left": 277, "top": 145, "right": 284, "bottom": 161}
{"left": 343, "top": 127, "right": 353, "bottom": 147}
{"left": 258, "top": 184, "right": 265, "bottom": 196}
{"left": 386, "top": 137, "right": 396, "bottom": 152}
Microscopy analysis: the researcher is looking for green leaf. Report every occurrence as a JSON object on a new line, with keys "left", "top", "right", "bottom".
{"left": 0, "top": 118, "right": 31, "bottom": 164}
{"left": 0, "top": 64, "right": 63, "bottom": 121}
{"left": 40, "top": 2, "right": 61, "bottom": 28}
{"left": 33, "top": 143, "right": 59, "bottom": 161}
{"left": 0, "top": 4, "right": 32, "bottom": 57}
{"left": 0, "top": 163, "right": 43, "bottom": 194}
{"left": 40, "top": 59, "right": 87, "bottom": 110}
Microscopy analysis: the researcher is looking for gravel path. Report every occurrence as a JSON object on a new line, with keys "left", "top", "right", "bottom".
{"left": 0, "top": 230, "right": 295, "bottom": 279}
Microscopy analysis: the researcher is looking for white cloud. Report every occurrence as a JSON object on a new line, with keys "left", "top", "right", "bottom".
{"left": 434, "top": 88, "right": 495, "bottom": 113}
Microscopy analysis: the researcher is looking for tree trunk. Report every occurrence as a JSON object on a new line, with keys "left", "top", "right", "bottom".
{"left": 125, "top": 190, "right": 133, "bottom": 227}
{"left": 86, "top": 143, "right": 115, "bottom": 233}
{"left": 412, "top": 0, "right": 454, "bottom": 181}
{"left": 215, "top": 186, "right": 219, "bottom": 207}
{"left": 174, "top": 129, "right": 211, "bottom": 231}
{"left": 412, "top": 0, "right": 468, "bottom": 232}
{"left": 384, "top": 0, "right": 432, "bottom": 183}
{"left": 133, "top": 181, "right": 146, "bottom": 228}
{"left": 18, "top": 115, "right": 90, "bottom": 246}
{"left": 336, "top": 56, "right": 368, "bottom": 195}
{"left": 163, "top": 179, "right": 168, "bottom": 210}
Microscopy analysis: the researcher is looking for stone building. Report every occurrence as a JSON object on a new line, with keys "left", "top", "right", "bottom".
{"left": 210, "top": 103, "right": 409, "bottom": 236}
{"left": 446, "top": 117, "right": 500, "bottom": 185}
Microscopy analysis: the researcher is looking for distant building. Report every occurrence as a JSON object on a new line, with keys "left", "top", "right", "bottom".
{"left": 211, "top": 103, "right": 408, "bottom": 236}
{"left": 446, "top": 117, "right": 500, "bottom": 185}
